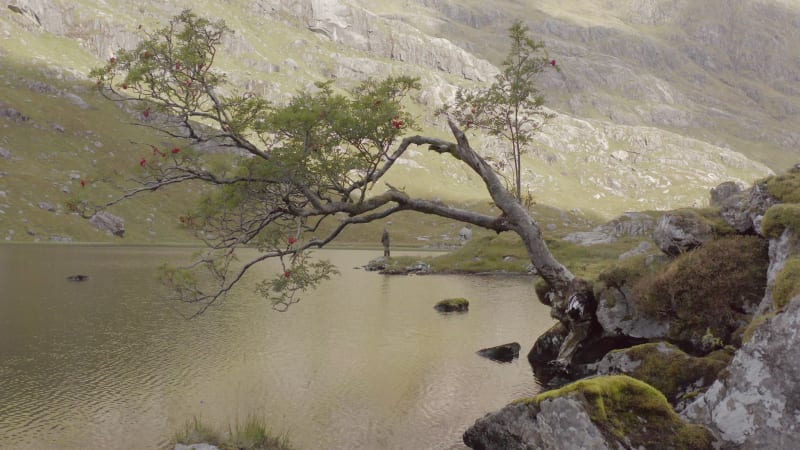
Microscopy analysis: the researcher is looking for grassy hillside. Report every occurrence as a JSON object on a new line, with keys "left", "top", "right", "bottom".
{"left": 0, "top": 0, "right": 786, "bottom": 244}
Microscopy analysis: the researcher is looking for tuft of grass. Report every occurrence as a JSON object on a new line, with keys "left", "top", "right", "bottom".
{"left": 771, "top": 257, "right": 800, "bottom": 309}
{"left": 761, "top": 204, "right": 800, "bottom": 238}
{"left": 764, "top": 172, "right": 800, "bottom": 203}
{"left": 173, "top": 416, "right": 223, "bottom": 448}
{"left": 173, "top": 415, "right": 293, "bottom": 450}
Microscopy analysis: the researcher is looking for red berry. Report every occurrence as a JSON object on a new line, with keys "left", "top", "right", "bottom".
{"left": 80, "top": 179, "right": 86, "bottom": 188}
{"left": 288, "top": 236, "right": 297, "bottom": 244}
{"left": 171, "top": 147, "right": 180, "bottom": 154}
{"left": 284, "top": 271, "right": 291, "bottom": 278}
{"left": 109, "top": 57, "right": 117, "bottom": 64}
{"left": 139, "top": 158, "right": 147, "bottom": 167}
{"left": 550, "top": 59, "right": 557, "bottom": 67}
{"left": 121, "top": 83, "right": 128, "bottom": 90}
{"left": 143, "top": 109, "right": 150, "bottom": 118}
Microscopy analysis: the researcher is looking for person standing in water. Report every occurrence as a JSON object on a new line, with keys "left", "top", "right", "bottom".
{"left": 381, "top": 228, "right": 391, "bottom": 258}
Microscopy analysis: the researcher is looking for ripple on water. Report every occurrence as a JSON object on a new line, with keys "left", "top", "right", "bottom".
{"left": 0, "top": 247, "right": 553, "bottom": 449}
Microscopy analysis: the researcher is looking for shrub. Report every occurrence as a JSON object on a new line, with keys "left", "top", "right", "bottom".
{"left": 631, "top": 236, "right": 769, "bottom": 347}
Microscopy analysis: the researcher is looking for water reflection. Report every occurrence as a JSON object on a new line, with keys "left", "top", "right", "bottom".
{"left": 0, "top": 245, "right": 555, "bottom": 449}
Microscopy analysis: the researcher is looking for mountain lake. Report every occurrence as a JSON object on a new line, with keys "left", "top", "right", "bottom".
{"left": 0, "top": 245, "right": 554, "bottom": 449}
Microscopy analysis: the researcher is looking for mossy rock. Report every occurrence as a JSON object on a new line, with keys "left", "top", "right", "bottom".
{"left": 631, "top": 235, "right": 769, "bottom": 350}
{"left": 771, "top": 256, "right": 800, "bottom": 309}
{"left": 597, "top": 253, "right": 665, "bottom": 290}
{"left": 764, "top": 171, "right": 800, "bottom": 203}
{"left": 598, "top": 343, "right": 731, "bottom": 405}
{"left": 434, "top": 297, "right": 469, "bottom": 313}
{"left": 519, "top": 375, "right": 714, "bottom": 449}
{"left": 761, "top": 204, "right": 800, "bottom": 238}
{"left": 671, "top": 207, "right": 736, "bottom": 237}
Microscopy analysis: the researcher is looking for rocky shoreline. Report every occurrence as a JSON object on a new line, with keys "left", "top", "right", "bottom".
{"left": 462, "top": 171, "right": 800, "bottom": 448}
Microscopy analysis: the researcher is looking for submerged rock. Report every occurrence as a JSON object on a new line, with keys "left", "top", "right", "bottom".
{"left": 463, "top": 375, "right": 714, "bottom": 450}
{"left": 434, "top": 297, "right": 469, "bottom": 313}
{"left": 477, "top": 342, "right": 521, "bottom": 363}
{"left": 66, "top": 274, "right": 89, "bottom": 282}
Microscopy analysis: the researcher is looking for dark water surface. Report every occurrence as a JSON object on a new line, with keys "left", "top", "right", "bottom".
{"left": 0, "top": 245, "right": 554, "bottom": 449}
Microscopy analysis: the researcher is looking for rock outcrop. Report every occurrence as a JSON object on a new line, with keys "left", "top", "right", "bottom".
{"left": 715, "top": 181, "right": 778, "bottom": 235}
{"left": 89, "top": 211, "right": 125, "bottom": 237}
{"left": 564, "top": 212, "right": 656, "bottom": 246}
{"left": 683, "top": 296, "right": 800, "bottom": 448}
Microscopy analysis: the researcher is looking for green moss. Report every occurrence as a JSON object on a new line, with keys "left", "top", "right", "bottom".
{"left": 598, "top": 254, "right": 663, "bottom": 290}
{"left": 772, "top": 257, "right": 800, "bottom": 309}
{"left": 434, "top": 297, "right": 469, "bottom": 312}
{"left": 518, "top": 375, "right": 713, "bottom": 449}
{"left": 742, "top": 312, "right": 776, "bottom": 343}
{"left": 632, "top": 235, "right": 769, "bottom": 346}
{"left": 761, "top": 204, "right": 800, "bottom": 238}
{"left": 611, "top": 343, "right": 729, "bottom": 403}
{"left": 764, "top": 172, "right": 800, "bottom": 203}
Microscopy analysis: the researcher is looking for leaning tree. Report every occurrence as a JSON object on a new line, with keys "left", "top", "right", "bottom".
{"left": 89, "top": 10, "right": 575, "bottom": 317}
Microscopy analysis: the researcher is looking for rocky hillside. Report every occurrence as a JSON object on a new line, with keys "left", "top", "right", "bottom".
{"left": 0, "top": 0, "right": 792, "bottom": 242}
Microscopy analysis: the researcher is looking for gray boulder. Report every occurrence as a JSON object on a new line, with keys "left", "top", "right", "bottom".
{"left": 653, "top": 211, "right": 713, "bottom": 256}
{"left": 709, "top": 181, "right": 742, "bottom": 207}
{"left": 89, "top": 211, "right": 125, "bottom": 237}
{"left": 715, "top": 181, "right": 777, "bottom": 235}
{"left": 596, "top": 285, "right": 669, "bottom": 339}
{"left": 38, "top": 201, "right": 57, "bottom": 212}
{"left": 683, "top": 295, "right": 800, "bottom": 448}
{"left": 463, "top": 396, "right": 611, "bottom": 450}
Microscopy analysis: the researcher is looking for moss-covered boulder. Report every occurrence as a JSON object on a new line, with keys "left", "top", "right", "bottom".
{"left": 463, "top": 375, "right": 714, "bottom": 449}
{"left": 434, "top": 297, "right": 469, "bottom": 313}
{"left": 596, "top": 343, "right": 732, "bottom": 408}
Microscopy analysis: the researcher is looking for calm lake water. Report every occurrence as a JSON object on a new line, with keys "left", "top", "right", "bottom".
{"left": 0, "top": 245, "right": 555, "bottom": 450}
